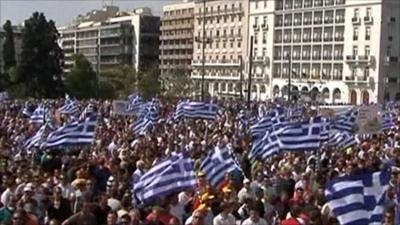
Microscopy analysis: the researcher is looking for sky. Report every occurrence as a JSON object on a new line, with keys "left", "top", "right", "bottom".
{"left": 0, "top": 0, "right": 180, "bottom": 27}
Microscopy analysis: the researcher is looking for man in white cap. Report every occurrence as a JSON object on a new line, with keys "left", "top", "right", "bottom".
{"left": 238, "top": 178, "right": 256, "bottom": 204}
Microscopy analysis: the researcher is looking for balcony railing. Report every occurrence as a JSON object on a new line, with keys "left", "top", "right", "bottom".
{"left": 352, "top": 17, "right": 361, "bottom": 24}
{"left": 385, "top": 56, "right": 399, "bottom": 63}
{"left": 364, "top": 16, "right": 373, "bottom": 24}
{"left": 345, "top": 55, "right": 375, "bottom": 64}
{"left": 191, "top": 59, "right": 240, "bottom": 66}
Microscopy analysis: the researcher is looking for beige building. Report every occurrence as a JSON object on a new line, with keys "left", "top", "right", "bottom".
{"left": 191, "top": 0, "right": 249, "bottom": 98}
{"left": 59, "top": 6, "right": 160, "bottom": 73}
{"left": 159, "top": 0, "right": 195, "bottom": 78}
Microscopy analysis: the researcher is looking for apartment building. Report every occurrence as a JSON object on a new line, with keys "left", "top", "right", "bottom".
{"left": 191, "top": 0, "right": 249, "bottom": 98}
{"left": 249, "top": 0, "right": 400, "bottom": 104}
{"left": 159, "top": 0, "right": 195, "bottom": 78}
{"left": 0, "top": 26, "right": 23, "bottom": 73}
{"left": 59, "top": 6, "right": 160, "bottom": 73}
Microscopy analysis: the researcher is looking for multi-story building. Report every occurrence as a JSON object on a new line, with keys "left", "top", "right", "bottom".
{"left": 249, "top": 0, "right": 400, "bottom": 104}
{"left": 191, "top": 0, "right": 249, "bottom": 99}
{"left": 0, "top": 25, "right": 23, "bottom": 73}
{"left": 159, "top": 0, "right": 195, "bottom": 78}
{"left": 59, "top": 6, "right": 160, "bottom": 73}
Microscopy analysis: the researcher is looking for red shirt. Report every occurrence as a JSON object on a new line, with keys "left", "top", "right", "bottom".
{"left": 146, "top": 212, "right": 175, "bottom": 225}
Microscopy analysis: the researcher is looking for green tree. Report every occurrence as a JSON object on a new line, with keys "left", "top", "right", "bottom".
{"left": 2, "top": 20, "right": 16, "bottom": 72}
{"left": 137, "top": 68, "right": 160, "bottom": 99}
{"left": 163, "top": 70, "right": 192, "bottom": 97}
{"left": 64, "top": 54, "right": 97, "bottom": 98}
{"left": 18, "top": 12, "right": 64, "bottom": 98}
{"left": 101, "top": 65, "right": 137, "bottom": 98}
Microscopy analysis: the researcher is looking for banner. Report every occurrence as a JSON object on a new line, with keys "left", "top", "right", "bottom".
{"left": 112, "top": 100, "right": 136, "bottom": 116}
{"left": 356, "top": 104, "right": 382, "bottom": 134}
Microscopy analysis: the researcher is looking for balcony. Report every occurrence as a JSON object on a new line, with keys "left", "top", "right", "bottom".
{"left": 388, "top": 17, "right": 396, "bottom": 23}
{"left": 364, "top": 16, "right": 373, "bottom": 24}
{"left": 253, "top": 24, "right": 260, "bottom": 31}
{"left": 253, "top": 56, "right": 270, "bottom": 65}
{"left": 385, "top": 56, "right": 399, "bottom": 64}
{"left": 345, "top": 55, "right": 375, "bottom": 64}
{"left": 352, "top": 17, "right": 361, "bottom": 25}
{"left": 345, "top": 76, "right": 356, "bottom": 83}
{"left": 191, "top": 59, "right": 240, "bottom": 67}
{"left": 335, "top": 17, "right": 345, "bottom": 23}
{"left": 261, "top": 23, "right": 268, "bottom": 30}
{"left": 312, "top": 55, "right": 321, "bottom": 60}
{"left": 335, "top": 36, "right": 344, "bottom": 41}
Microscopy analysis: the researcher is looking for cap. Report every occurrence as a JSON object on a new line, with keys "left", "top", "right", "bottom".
{"left": 243, "top": 178, "right": 251, "bottom": 184}
{"left": 196, "top": 171, "right": 205, "bottom": 178}
{"left": 23, "top": 186, "right": 33, "bottom": 192}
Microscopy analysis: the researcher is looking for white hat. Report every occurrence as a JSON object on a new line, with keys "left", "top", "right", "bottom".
{"left": 23, "top": 186, "right": 33, "bottom": 192}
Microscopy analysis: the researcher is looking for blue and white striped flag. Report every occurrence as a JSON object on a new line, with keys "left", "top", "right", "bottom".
{"left": 174, "top": 101, "right": 218, "bottom": 120}
{"left": 127, "top": 94, "right": 144, "bottom": 113}
{"left": 249, "top": 131, "right": 280, "bottom": 161}
{"left": 278, "top": 117, "right": 329, "bottom": 151}
{"left": 381, "top": 112, "right": 397, "bottom": 131}
{"left": 332, "top": 109, "right": 358, "bottom": 132}
{"left": 30, "top": 105, "right": 49, "bottom": 125}
{"left": 133, "top": 153, "right": 196, "bottom": 204}
{"left": 328, "top": 130, "right": 357, "bottom": 149}
{"left": 131, "top": 118, "right": 153, "bottom": 135}
{"left": 41, "top": 116, "right": 97, "bottom": 149}
{"left": 22, "top": 102, "right": 34, "bottom": 117}
{"left": 24, "top": 123, "right": 50, "bottom": 150}
{"left": 325, "top": 169, "right": 390, "bottom": 225}
{"left": 79, "top": 103, "right": 96, "bottom": 120}
{"left": 58, "top": 98, "right": 79, "bottom": 115}
{"left": 200, "top": 145, "right": 243, "bottom": 187}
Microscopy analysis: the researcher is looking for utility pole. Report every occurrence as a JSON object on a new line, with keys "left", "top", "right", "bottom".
{"left": 239, "top": 55, "right": 243, "bottom": 100}
{"left": 247, "top": 36, "right": 254, "bottom": 109}
{"left": 287, "top": 53, "right": 292, "bottom": 103}
{"left": 201, "top": 0, "right": 206, "bottom": 101}
{"left": 96, "top": 38, "right": 100, "bottom": 98}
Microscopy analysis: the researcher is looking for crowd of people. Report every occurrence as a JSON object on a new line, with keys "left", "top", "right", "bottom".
{"left": 0, "top": 98, "right": 398, "bottom": 225}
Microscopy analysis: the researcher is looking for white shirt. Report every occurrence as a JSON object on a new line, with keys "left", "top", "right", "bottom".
{"left": 213, "top": 213, "right": 236, "bottom": 225}
{"left": 1, "top": 188, "right": 13, "bottom": 206}
{"left": 169, "top": 203, "right": 185, "bottom": 224}
{"left": 238, "top": 187, "right": 256, "bottom": 203}
{"left": 241, "top": 217, "right": 268, "bottom": 225}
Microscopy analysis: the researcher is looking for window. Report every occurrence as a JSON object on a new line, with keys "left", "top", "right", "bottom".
{"left": 263, "top": 16, "right": 267, "bottom": 25}
{"left": 263, "top": 32, "right": 267, "bottom": 43}
{"left": 255, "top": 17, "right": 259, "bottom": 25}
{"left": 354, "top": 8, "right": 359, "bottom": 18}
{"left": 264, "top": 0, "right": 267, "bottom": 8}
{"left": 365, "top": 45, "right": 370, "bottom": 56}
{"left": 255, "top": 1, "right": 259, "bottom": 9}
{"left": 231, "top": 15, "right": 235, "bottom": 22}
{"left": 387, "top": 46, "right": 392, "bottom": 56}
{"left": 262, "top": 48, "right": 267, "bottom": 56}
{"left": 365, "top": 27, "right": 371, "bottom": 40}
{"left": 366, "top": 7, "right": 372, "bottom": 17}
{"left": 238, "top": 41, "right": 241, "bottom": 48}
{"left": 353, "top": 27, "right": 359, "bottom": 41}
{"left": 364, "top": 67, "right": 369, "bottom": 78}
{"left": 353, "top": 46, "right": 358, "bottom": 56}
{"left": 254, "top": 32, "right": 258, "bottom": 44}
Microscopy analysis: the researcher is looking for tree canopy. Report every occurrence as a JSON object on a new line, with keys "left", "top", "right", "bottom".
{"left": 17, "top": 12, "right": 64, "bottom": 98}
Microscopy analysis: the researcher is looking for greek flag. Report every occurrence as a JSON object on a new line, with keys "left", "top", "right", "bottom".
{"left": 134, "top": 153, "right": 196, "bottom": 204}
{"left": 30, "top": 105, "right": 49, "bottom": 125}
{"left": 332, "top": 109, "right": 358, "bottom": 132}
{"left": 200, "top": 145, "right": 242, "bottom": 187}
{"left": 41, "top": 116, "right": 97, "bottom": 149}
{"left": 278, "top": 117, "right": 329, "bottom": 151}
{"left": 250, "top": 110, "right": 287, "bottom": 138}
{"left": 174, "top": 101, "right": 219, "bottom": 120}
{"left": 328, "top": 130, "right": 357, "bottom": 149}
{"left": 24, "top": 123, "right": 53, "bottom": 150}
{"left": 381, "top": 112, "right": 397, "bottom": 131}
{"left": 140, "top": 101, "right": 160, "bottom": 123}
{"left": 325, "top": 169, "right": 390, "bottom": 225}
{"left": 22, "top": 102, "right": 34, "bottom": 117}
{"left": 131, "top": 118, "right": 153, "bottom": 135}
{"left": 79, "top": 103, "right": 96, "bottom": 120}
{"left": 249, "top": 131, "right": 280, "bottom": 161}
{"left": 127, "top": 94, "right": 144, "bottom": 113}
{"left": 58, "top": 99, "right": 79, "bottom": 115}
